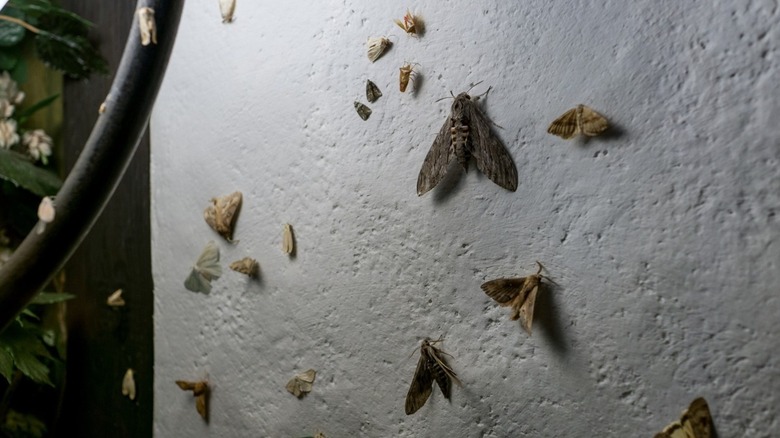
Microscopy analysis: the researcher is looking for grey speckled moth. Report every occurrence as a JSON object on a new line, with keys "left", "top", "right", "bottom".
{"left": 204, "top": 191, "right": 242, "bottom": 241}
{"left": 176, "top": 380, "right": 209, "bottom": 421}
{"left": 481, "top": 261, "right": 553, "bottom": 335}
{"left": 366, "top": 80, "right": 382, "bottom": 103}
{"left": 230, "top": 257, "right": 259, "bottom": 277}
{"left": 122, "top": 369, "right": 136, "bottom": 400}
{"left": 354, "top": 101, "right": 372, "bottom": 121}
{"left": 219, "top": 0, "right": 236, "bottom": 23}
{"left": 547, "top": 104, "right": 609, "bottom": 139}
{"left": 417, "top": 87, "right": 518, "bottom": 195}
{"left": 136, "top": 7, "right": 157, "bottom": 46}
{"left": 655, "top": 397, "right": 713, "bottom": 438}
{"left": 286, "top": 369, "right": 316, "bottom": 398}
{"left": 282, "top": 223, "right": 296, "bottom": 255}
{"left": 405, "top": 337, "right": 461, "bottom": 415}
{"left": 184, "top": 241, "right": 222, "bottom": 294}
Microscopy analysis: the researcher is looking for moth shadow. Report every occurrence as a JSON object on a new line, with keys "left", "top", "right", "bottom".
{"left": 411, "top": 72, "right": 424, "bottom": 97}
{"left": 576, "top": 123, "right": 626, "bottom": 146}
{"left": 534, "top": 282, "right": 570, "bottom": 355}
{"left": 431, "top": 163, "right": 466, "bottom": 204}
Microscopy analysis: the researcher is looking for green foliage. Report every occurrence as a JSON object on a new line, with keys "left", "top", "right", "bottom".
{"left": 1, "top": 0, "right": 107, "bottom": 79}
{"left": 1, "top": 410, "right": 47, "bottom": 438}
{"left": 0, "top": 149, "right": 61, "bottom": 197}
{"left": 14, "top": 94, "right": 57, "bottom": 125}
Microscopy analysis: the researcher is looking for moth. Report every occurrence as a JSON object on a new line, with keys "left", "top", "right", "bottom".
{"left": 481, "top": 261, "right": 552, "bottom": 335}
{"left": 655, "top": 397, "right": 713, "bottom": 438}
{"left": 394, "top": 10, "right": 421, "bottom": 36}
{"left": 314, "top": 432, "right": 326, "bottom": 438}
{"left": 219, "top": 0, "right": 236, "bottom": 23}
{"left": 136, "top": 7, "right": 157, "bottom": 46}
{"left": 366, "top": 80, "right": 382, "bottom": 103}
{"left": 107, "top": 289, "right": 126, "bottom": 307}
{"left": 417, "top": 87, "right": 518, "bottom": 195}
{"left": 366, "top": 36, "right": 390, "bottom": 62}
{"left": 282, "top": 223, "right": 295, "bottom": 255}
{"left": 547, "top": 104, "right": 609, "bottom": 139}
{"left": 354, "top": 101, "right": 372, "bottom": 121}
{"left": 229, "top": 257, "right": 259, "bottom": 277}
{"left": 399, "top": 63, "right": 416, "bottom": 93}
{"left": 184, "top": 241, "right": 222, "bottom": 294}
{"left": 204, "top": 191, "right": 242, "bottom": 241}
{"left": 286, "top": 369, "right": 316, "bottom": 398}
{"left": 36, "top": 196, "right": 55, "bottom": 234}
{"left": 122, "top": 368, "right": 136, "bottom": 400}
{"left": 405, "top": 337, "right": 461, "bottom": 415}
{"left": 98, "top": 102, "right": 107, "bottom": 114}
{"left": 176, "top": 380, "right": 209, "bottom": 421}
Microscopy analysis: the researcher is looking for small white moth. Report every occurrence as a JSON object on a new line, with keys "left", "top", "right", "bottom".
{"left": 367, "top": 36, "right": 390, "bottom": 62}
{"left": 36, "top": 196, "right": 55, "bottom": 234}
{"left": 282, "top": 223, "right": 295, "bottom": 256}
{"left": 107, "top": 289, "right": 126, "bottom": 307}
{"left": 184, "top": 241, "right": 223, "bottom": 294}
{"left": 122, "top": 369, "right": 136, "bottom": 400}
{"left": 136, "top": 7, "right": 157, "bottom": 46}
{"left": 219, "top": 0, "right": 236, "bottom": 23}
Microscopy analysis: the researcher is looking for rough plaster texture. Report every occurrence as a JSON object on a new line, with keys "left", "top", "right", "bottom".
{"left": 150, "top": 1, "right": 779, "bottom": 436}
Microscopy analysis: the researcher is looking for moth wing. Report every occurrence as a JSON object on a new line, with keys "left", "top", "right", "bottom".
{"left": 518, "top": 283, "right": 540, "bottom": 335}
{"left": 481, "top": 278, "right": 526, "bottom": 304}
{"left": 366, "top": 37, "right": 387, "bottom": 62}
{"left": 366, "top": 80, "right": 382, "bottom": 103}
{"left": 683, "top": 398, "right": 712, "bottom": 438}
{"left": 122, "top": 369, "right": 136, "bottom": 400}
{"left": 405, "top": 354, "right": 433, "bottom": 415}
{"left": 217, "top": 191, "right": 242, "bottom": 235}
{"left": 547, "top": 108, "right": 578, "bottom": 139}
{"left": 579, "top": 105, "right": 609, "bottom": 136}
{"left": 354, "top": 101, "right": 372, "bottom": 121}
{"left": 184, "top": 268, "right": 211, "bottom": 294}
{"left": 195, "top": 393, "right": 208, "bottom": 420}
{"left": 298, "top": 369, "right": 317, "bottom": 383}
{"left": 176, "top": 380, "right": 196, "bottom": 391}
{"left": 393, "top": 18, "right": 407, "bottom": 32}
{"left": 203, "top": 204, "right": 218, "bottom": 232}
{"left": 431, "top": 360, "right": 452, "bottom": 400}
{"left": 468, "top": 104, "right": 518, "bottom": 191}
{"left": 416, "top": 116, "right": 454, "bottom": 196}
{"left": 195, "top": 241, "right": 222, "bottom": 280}
{"left": 282, "top": 224, "right": 295, "bottom": 254}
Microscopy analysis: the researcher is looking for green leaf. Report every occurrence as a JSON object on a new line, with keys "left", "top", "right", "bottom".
{"left": 0, "top": 346, "right": 13, "bottom": 383}
{"left": 31, "top": 291, "right": 74, "bottom": 304}
{"left": 34, "top": 30, "right": 107, "bottom": 79}
{"left": 10, "top": 56, "right": 26, "bottom": 82}
{"left": 0, "top": 323, "right": 53, "bottom": 386}
{"left": 0, "top": 44, "right": 20, "bottom": 70}
{"left": 3, "top": 410, "right": 48, "bottom": 437}
{"left": 0, "top": 149, "right": 62, "bottom": 197}
{"left": 15, "top": 93, "right": 58, "bottom": 125}
{"left": 0, "top": 7, "right": 27, "bottom": 47}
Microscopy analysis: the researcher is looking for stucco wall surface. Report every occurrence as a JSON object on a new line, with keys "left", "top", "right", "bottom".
{"left": 150, "top": 1, "right": 779, "bottom": 436}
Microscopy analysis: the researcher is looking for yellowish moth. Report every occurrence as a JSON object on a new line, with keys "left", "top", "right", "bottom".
{"left": 219, "top": 0, "right": 236, "bottom": 23}
{"left": 286, "top": 369, "right": 316, "bottom": 398}
{"left": 136, "top": 7, "right": 157, "bottom": 46}
{"left": 107, "top": 289, "right": 125, "bottom": 307}
{"left": 204, "top": 191, "right": 242, "bottom": 241}
{"left": 122, "top": 368, "right": 136, "bottom": 400}
{"left": 282, "top": 223, "right": 295, "bottom": 255}
{"left": 547, "top": 104, "right": 609, "bottom": 139}
{"left": 366, "top": 36, "right": 391, "bottom": 62}
{"left": 176, "top": 380, "right": 209, "bottom": 421}
{"left": 229, "top": 257, "right": 259, "bottom": 277}
{"left": 655, "top": 397, "right": 713, "bottom": 438}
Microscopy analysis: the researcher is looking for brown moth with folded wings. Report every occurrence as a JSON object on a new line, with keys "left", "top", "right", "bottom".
{"left": 176, "top": 380, "right": 209, "bottom": 421}
{"left": 481, "top": 261, "right": 553, "bottom": 335}
{"left": 405, "top": 337, "right": 462, "bottom": 415}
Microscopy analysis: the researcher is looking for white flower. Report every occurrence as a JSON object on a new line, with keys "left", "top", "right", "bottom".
{"left": 0, "top": 99, "right": 14, "bottom": 118}
{"left": 23, "top": 129, "right": 52, "bottom": 164}
{"left": 0, "top": 71, "right": 24, "bottom": 105}
{"left": 0, "top": 119, "right": 19, "bottom": 149}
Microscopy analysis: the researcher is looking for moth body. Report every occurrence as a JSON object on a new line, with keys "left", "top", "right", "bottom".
{"left": 136, "top": 7, "right": 157, "bottom": 46}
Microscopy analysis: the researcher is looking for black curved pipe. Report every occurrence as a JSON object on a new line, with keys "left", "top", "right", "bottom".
{"left": 0, "top": 0, "right": 184, "bottom": 331}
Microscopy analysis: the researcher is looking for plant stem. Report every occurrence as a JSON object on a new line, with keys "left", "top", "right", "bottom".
{"left": 0, "top": 14, "right": 41, "bottom": 34}
{"left": 0, "top": 370, "right": 24, "bottom": 425}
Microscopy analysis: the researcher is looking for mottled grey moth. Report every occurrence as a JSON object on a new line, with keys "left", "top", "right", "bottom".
{"left": 405, "top": 337, "right": 461, "bottom": 415}
{"left": 416, "top": 87, "right": 518, "bottom": 195}
{"left": 366, "top": 80, "right": 382, "bottom": 103}
{"left": 354, "top": 101, "right": 372, "bottom": 120}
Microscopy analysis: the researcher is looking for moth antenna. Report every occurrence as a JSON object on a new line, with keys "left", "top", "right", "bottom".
{"left": 535, "top": 261, "right": 544, "bottom": 275}
{"left": 466, "top": 80, "right": 485, "bottom": 93}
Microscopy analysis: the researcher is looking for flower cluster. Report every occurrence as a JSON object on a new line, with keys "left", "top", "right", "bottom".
{"left": 0, "top": 71, "right": 52, "bottom": 164}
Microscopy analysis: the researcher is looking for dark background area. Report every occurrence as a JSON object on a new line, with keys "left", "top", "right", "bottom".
{"left": 56, "top": 2, "right": 152, "bottom": 436}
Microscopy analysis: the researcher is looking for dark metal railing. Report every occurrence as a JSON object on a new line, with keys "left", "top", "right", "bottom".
{"left": 0, "top": 0, "right": 184, "bottom": 331}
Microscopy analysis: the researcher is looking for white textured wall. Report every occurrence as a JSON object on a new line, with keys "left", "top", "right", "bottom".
{"left": 151, "top": 1, "right": 779, "bottom": 436}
